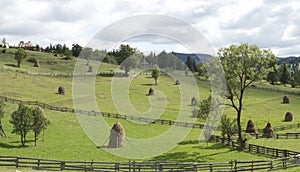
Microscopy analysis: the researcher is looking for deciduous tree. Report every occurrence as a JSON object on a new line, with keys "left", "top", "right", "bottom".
{"left": 15, "top": 48, "right": 27, "bottom": 67}
{"left": 218, "top": 43, "right": 275, "bottom": 148}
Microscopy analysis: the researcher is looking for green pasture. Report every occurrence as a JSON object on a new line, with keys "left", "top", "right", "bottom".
{"left": 0, "top": 49, "right": 300, "bottom": 171}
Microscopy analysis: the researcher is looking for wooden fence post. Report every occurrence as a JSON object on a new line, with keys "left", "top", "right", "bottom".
{"left": 269, "top": 160, "right": 273, "bottom": 170}
{"left": 209, "top": 163, "right": 213, "bottom": 172}
{"left": 115, "top": 163, "right": 120, "bottom": 172}
{"left": 15, "top": 157, "right": 19, "bottom": 169}
{"left": 60, "top": 161, "right": 65, "bottom": 170}
{"left": 234, "top": 160, "right": 237, "bottom": 171}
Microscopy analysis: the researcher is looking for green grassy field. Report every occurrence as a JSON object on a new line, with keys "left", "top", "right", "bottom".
{"left": 1, "top": 49, "right": 300, "bottom": 171}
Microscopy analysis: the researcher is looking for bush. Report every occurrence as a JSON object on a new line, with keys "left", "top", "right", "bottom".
{"left": 27, "top": 57, "right": 36, "bottom": 63}
{"left": 1, "top": 49, "right": 6, "bottom": 53}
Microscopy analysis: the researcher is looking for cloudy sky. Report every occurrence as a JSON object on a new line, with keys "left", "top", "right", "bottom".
{"left": 1, "top": 0, "right": 300, "bottom": 56}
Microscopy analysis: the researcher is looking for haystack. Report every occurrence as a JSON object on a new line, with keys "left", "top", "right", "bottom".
{"left": 88, "top": 65, "right": 93, "bottom": 72}
{"left": 283, "top": 95, "right": 289, "bottom": 104}
{"left": 148, "top": 87, "right": 154, "bottom": 96}
{"left": 108, "top": 121, "right": 125, "bottom": 148}
{"left": 38, "top": 106, "right": 45, "bottom": 116}
{"left": 175, "top": 80, "right": 180, "bottom": 85}
{"left": 246, "top": 119, "right": 258, "bottom": 134}
{"left": 262, "top": 122, "right": 275, "bottom": 138}
{"left": 191, "top": 97, "right": 197, "bottom": 106}
{"left": 58, "top": 86, "right": 65, "bottom": 95}
{"left": 34, "top": 59, "right": 40, "bottom": 67}
{"left": 284, "top": 112, "right": 293, "bottom": 122}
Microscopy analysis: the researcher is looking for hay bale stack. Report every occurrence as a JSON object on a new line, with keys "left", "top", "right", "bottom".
{"left": 284, "top": 112, "right": 293, "bottom": 122}
{"left": 88, "top": 65, "right": 93, "bottom": 72}
{"left": 148, "top": 87, "right": 154, "bottom": 96}
{"left": 283, "top": 95, "right": 290, "bottom": 104}
{"left": 175, "top": 80, "right": 180, "bottom": 85}
{"left": 58, "top": 86, "right": 65, "bottom": 95}
{"left": 37, "top": 106, "right": 45, "bottom": 116}
{"left": 246, "top": 119, "right": 258, "bottom": 134}
{"left": 262, "top": 122, "right": 275, "bottom": 138}
{"left": 34, "top": 59, "right": 40, "bottom": 67}
{"left": 108, "top": 121, "right": 125, "bottom": 148}
{"left": 191, "top": 97, "right": 197, "bottom": 106}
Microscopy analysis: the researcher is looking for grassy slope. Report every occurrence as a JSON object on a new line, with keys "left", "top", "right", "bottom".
{"left": 0, "top": 49, "right": 300, "bottom": 169}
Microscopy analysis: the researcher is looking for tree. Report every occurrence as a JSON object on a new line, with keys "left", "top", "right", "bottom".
{"left": 0, "top": 100, "right": 6, "bottom": 137}
{"left": 121, "top": 55, "right": 140, "bottom": 76}
{"left": 15, "top": 48, "right": 27, "bottom": 67}
{"left": 186, "top": 56, "right": 196, "bottom": 72}
{"left": 198, "top": 96, "right": 211, "bottom": 119}
{"left": 2, "top": 37, "right": 6, "bottom": 45}
{"left": 266, "top": 56, "right": 278, "bottom": 85}
{"left": 151, "top": 65, "right": 160, "bottom": 85}
{"left": 10, "top": 104, "right": 33, "bottom": 146}
{"left": 220, "top": 114, "right": 238, "bottom": 139}
{"left": 292, "top": 69, "right": 300, "bottom": 87}
{"left": 115, "top": 44, "right": 136, "bottom": 64}
{"left": 80, "top": 47, "right": 93, "bottom": 65}
{"left": 71, "top": 43, "right": 83, "bottom": 57}
{"left": 32, "top": 107, "right": 50, "bottom": 146}
{"left": 63, "top": 49, "right": 73, "bottom": 60}
{"left": 218, "top": 43, "right": 275, "bottom": 148}
{"left": 279, "top": 63, "right": 291, "bottom": 85}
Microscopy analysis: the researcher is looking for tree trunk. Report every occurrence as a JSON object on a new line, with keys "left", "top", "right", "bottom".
{"left": 17, "top": 61, "right": 21, "bottom": 68}
{"left": 154, "top": 79, "right": 158, "bottom": 86}
{"left": 34, "top": 132, "right": 37, "bottom": 146}
{"left": 237, "top": 109, "right": 245, "bottom": 149}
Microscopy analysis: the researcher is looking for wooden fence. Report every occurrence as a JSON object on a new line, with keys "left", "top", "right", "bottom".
{"left": 0, "top": 155, "right": 299, "bottom": 171}
{"left": 0, "top": 95, "right": 215, "bottom": 130}
{"left": 276, "top": 132, "right": 300, "bottom": 139}
{"left": 210, "top": 135, "right": 300, "bottom": 158}
{"left": 2, "top": 95, "right": 300, "bottom": 134}
{"left": 0, "top": 67, "right": 127, "bottom": 77}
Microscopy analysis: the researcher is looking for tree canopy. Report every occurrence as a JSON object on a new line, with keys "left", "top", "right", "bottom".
{"left": 14, "top": 48, "right": 27, "bottom": 67}
{"left": 151, "top": 65, "right": 160, "bottom": 86}
{"left": 218, "top": 43, "right": 276, "bottom": 147}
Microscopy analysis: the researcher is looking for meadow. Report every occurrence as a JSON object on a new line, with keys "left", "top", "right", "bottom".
{"left": 0, "top": 48, "right": 300, "bottom": 171}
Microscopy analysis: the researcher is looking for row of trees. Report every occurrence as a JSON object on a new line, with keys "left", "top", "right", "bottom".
{"left": 267, "top": 62, "right": 300, "bottom": 87}
{"left": 0, "top": 101, "right": 50, "bottom": 146}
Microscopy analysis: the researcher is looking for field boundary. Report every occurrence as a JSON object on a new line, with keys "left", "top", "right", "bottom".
{"left": 0, "top": 95, "right": 214, "bottom": 130}
{"left": 0, "top": 155, "right": 299, "bottom": 171}
{"left": 210, "top": 135, "right": 300, "bottom": 158}
{"left": 0, "top": 67, "right": 127, "bottom": 77}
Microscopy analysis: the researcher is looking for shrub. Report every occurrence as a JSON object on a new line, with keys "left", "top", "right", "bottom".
{"left": 27, "top": 57, "right": 36, "bottom": 63}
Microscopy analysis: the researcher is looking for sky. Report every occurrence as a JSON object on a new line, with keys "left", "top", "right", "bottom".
{"left": 1, "top": 0, "right": 300, "bottom": 57}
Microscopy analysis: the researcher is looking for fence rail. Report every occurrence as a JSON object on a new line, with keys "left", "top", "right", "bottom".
{"left": 0, "top": 67, "right": 128, "bottom": 77}
{"left": 0, "top": 95, "right": 216, "bottom": 130}
{"left": 276, "top": 132, "right": 300, "bottom": 139}
{"left": 0, "top": 155, "right": 299, "bottom": 171}
{"left": 210, "top": 135, "right": 300, "bottom": 158}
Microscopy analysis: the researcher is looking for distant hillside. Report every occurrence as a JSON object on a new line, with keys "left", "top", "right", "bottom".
{"left": 171, "top": 52, "right": 211, "bottom": 64}
{"left": 277, "top": 56, "right": 300, "bottom": 65}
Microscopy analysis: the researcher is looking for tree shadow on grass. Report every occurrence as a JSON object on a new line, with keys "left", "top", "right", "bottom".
{"left": 140, "top": 83, "right": 154, "bottom": 86}
{"left": 5, "top": 64, "right": 17, "bottom": 67}
{"left": 152, "top": 149, "right": 232, "bottom": 162}
{"left": 0, "top": 142, "right": 27, "bottom": 149}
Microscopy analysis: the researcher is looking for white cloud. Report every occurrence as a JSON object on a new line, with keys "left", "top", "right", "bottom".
{"left": 1, "top": 0, "right": 300, "bottom": 56}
